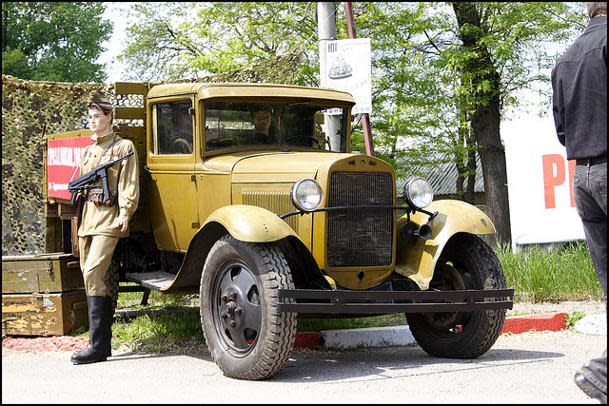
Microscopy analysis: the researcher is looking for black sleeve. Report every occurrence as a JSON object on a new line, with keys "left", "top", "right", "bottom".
{"left": 551, "top": 66, "right": 566, "bottom": 146}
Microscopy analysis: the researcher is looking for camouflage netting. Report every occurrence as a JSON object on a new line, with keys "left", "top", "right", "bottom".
{"left": 2, "top": 47, "right": 304, "bottom": 256}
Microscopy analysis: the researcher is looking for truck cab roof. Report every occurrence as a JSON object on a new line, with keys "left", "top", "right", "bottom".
{"left": 146, "top": 82, "right": 356, "bottom": 104}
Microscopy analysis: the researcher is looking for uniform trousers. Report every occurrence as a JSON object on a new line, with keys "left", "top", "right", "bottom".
{"left": 78, "top": 235, "right": 119, "bottom": 297}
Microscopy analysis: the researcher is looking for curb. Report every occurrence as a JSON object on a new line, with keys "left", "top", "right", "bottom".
{"left": 322, "top": 325, "right": 415, "bottom": 348}
{"left": 500, "top": 312, "right": 568, "bottom": 335}
{"left": 294, "top": 312, "right": 572, "bottom": 349}
{"left": 293, "top": 332, "right": 323, "bottom": 349}
{"left": 0, "top": 312, "right": 594, "bottom": 352}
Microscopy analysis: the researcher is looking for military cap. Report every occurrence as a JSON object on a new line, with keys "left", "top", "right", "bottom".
{"left": 88, "top": 91, "right": 111, "bottom": 106}
{"left": 87, "top": 91, "right": 113, "bottom": 118}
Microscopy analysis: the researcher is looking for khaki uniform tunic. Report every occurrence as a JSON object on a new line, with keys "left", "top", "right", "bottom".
{"left": 77, "top": 132, "right": 139, "bottom": 296}
{"left": 78, "top": 132, "right": 140, "bottom": 238}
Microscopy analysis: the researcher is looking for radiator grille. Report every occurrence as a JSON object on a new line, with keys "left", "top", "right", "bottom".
{"left": 327, "top": 172, "right": 394, "bottom": 267}
{"left": 242, "top": 191, "right": 299, "bottom": 233}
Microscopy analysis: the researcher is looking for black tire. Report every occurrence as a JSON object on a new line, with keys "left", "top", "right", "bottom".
{"left": 406, "top": 233, "right": 507, "bottom": 359}
{"left": 200, "top": 235, "right": 296, "bottom": 380}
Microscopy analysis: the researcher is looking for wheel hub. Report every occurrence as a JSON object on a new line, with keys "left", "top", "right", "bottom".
{"left": 211, "top": 262, "right": 262, "bottom": 353}
{"left": 220, "top": 289, "right": 243, "bottom": 328}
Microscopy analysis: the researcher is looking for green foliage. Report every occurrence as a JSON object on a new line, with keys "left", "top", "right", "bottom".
{"left": 119, "top": 2, "right": 320, "bottom": 83}
{"left": 565, "top": 311, "right": 586, "bottom": 329}
{"left": 352, "top": 2, "right": 586, "bottom": 174}
{"left": 444, "top": 2, "right": 586, "bottom": 117}
{"left": 1, "top": 2, "right": 112, "bottom": 82}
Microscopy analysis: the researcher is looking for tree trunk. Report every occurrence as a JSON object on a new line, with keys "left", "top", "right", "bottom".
{"left": 455, "top": 119, "right": 467, "bottom": 202}
{"left": 472, "top": 84, "right": 511, "bottom": 245}
{"left": 452, "top": 2, "right": 512, "bottom": 245}
{"left": 465, "top": 133, "right": 476, "bottom": 205}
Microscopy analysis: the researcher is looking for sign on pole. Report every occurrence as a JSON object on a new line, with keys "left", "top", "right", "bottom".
{"left": 502, "top": 113, "right": 584, "bottom": 250}
{"left": 320, "top": 38, "right": 372, "bottom": 115}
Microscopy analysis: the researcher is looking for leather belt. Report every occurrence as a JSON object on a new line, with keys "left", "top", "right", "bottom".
{"left": 576, "top": 156, "right": 607, "bottom": 165}
{"left": 86, "top": 189, "right": 118, "bottom": 206}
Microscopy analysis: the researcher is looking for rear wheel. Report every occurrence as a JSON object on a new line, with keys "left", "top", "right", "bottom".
{"left": 406, "top": 233, "right": 507, "bottom": 358}
{"left": 106, "top": 260, "right": 119, "bottom": 316}
{"left": 200, "top": 235, "right": 296, "bottom": 380}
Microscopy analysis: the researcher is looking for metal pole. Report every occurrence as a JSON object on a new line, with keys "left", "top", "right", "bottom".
{"left": 318, "top": 2, "right": 342, "bottom": 152}
{"left": 344, "top": 1, "right": 375, "bottom": 156}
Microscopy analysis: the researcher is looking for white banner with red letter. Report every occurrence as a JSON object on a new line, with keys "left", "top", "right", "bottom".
{"left": 47, "top": 136, "right": 94, "bottom": 201}
{"left": 502, "top": 112, "right": 585, "bottom": 249}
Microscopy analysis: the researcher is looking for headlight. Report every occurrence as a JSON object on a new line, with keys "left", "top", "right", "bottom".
{"left": 290, "top": 179, "right": 324, "bottom": 212}
{"left": 403, "top": 177, "right": 433, "bottom": 209}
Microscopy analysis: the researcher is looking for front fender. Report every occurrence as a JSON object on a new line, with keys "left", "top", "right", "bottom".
{"left": 159, "top": 205, "right": 300, "bottom": 294}
{"left": 204, "top": 204, "right": 299, "bottom": 243}
{"left": 395, "top": 200, "right": 495, "bottom": 290}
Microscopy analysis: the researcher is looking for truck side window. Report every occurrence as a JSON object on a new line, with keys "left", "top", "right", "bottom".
{"left": 155, "top": 101, "right": 193, "bottom": 155}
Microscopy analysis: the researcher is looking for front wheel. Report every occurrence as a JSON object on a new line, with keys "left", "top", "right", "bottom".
{"left": 200, "top": 235, "right": 296, "bottom": 380}
{"left": 406, "top": 233, "right": 507, "bottom": 359}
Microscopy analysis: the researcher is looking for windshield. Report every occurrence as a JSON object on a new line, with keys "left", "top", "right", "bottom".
{"left": 204, "top": 100, "right": 349, "bottom": 152}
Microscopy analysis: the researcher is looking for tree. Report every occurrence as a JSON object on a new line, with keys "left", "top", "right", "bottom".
{"left": 446, "top": 2, "right": 585, "bottom": 244}
{"left": 2, "top": 2, "right": 112, "bottom": 82}
{"left": 119, "top": 2, "right": 319, "bottom": 83}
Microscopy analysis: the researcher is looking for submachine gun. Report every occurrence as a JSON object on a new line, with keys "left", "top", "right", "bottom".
{"left": 68, "top": 151, "right": 134, "bottom": 206}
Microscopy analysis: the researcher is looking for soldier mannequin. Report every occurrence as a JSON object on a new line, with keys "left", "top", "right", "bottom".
{"left": 71, "top": 91, "right": 140, "bottom": 364}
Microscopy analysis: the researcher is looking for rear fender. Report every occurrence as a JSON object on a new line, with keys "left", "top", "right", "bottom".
{"left": 394, "top": 200, "right": 495, "bottom": 290}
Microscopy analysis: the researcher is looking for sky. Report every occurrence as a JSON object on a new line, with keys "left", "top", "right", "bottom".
{"left": 96, "top": 2, "right": 134, "bottom": 84}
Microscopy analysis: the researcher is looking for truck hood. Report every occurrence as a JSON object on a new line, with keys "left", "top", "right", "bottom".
{"left": 205, "top": 151, "right": 361, "bottom": 182}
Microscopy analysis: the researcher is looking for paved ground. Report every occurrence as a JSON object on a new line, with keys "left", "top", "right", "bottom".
{"left": 508, "top": 300, "right": 605, "bottom": 317}
{"left": 2, "top": 300, "right": 605, "bottom": 403}
{"left": 2, "top": 328, "right": 605, "bottom": 404}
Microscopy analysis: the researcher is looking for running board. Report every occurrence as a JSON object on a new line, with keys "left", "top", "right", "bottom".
{"left": 125, "top": 271, "right": 175, "bottom": 292}
{"left": 277, "top": 288, "right": 514, "bottom": 314}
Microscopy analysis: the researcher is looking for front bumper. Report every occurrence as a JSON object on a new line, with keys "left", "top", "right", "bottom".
{"left": 277, "top": 288, "right": 514, "bottom": 314}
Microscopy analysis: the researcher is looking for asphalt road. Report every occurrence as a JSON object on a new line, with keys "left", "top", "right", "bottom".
{"left": 2, "top": 329, "right": 605, "bottom": 404}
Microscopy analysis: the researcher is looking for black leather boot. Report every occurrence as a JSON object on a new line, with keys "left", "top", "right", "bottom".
{"left": 71, "top": 296, "right": 112, "bottom": 364}
{"left": 102, "top": 296, "right": 113, "bottom": 357}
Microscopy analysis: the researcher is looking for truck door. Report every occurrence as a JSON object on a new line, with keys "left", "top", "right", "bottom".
{"left": 146, "top": 97, "right": 199, "bottom": 252}
{"left": 193, "top": 101, "right": 233, "bottom": 226}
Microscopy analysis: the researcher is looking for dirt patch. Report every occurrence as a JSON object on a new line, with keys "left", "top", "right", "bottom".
{"left": 2, "top": 335, "right": 88, "bottom": 352}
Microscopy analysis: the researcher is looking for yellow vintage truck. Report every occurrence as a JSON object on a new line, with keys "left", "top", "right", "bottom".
{"left": 44, "top": 81, "right": 513, "bottom": 380}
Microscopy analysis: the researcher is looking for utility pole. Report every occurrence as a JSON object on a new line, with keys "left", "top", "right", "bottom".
{"left": 317, "top": 2, "right": 342, "bottom": 152}
{"left": 344, "top": 1, "right": 374, "bottom": 156}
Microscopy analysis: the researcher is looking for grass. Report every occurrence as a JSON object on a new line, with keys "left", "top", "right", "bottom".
{"left": 76, "top": 240, "right": 603, "bottom": 352}
{"left": 111, "top": 307, "right": 204, "bottom": 353}
{"left": 297, "top": 314, "right": 406, "bottom": 332}
{"left": 496, "top": 241, "right": 604, "bottom": 303}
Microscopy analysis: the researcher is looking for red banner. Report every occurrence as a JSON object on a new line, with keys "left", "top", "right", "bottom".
{"left": 47, "top": 137, "right": 94, "bottom": 200}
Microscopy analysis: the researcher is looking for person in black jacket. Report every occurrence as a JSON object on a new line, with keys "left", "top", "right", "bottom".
{"left": 551, "top": 2, "right": 607, "bottom": 403}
